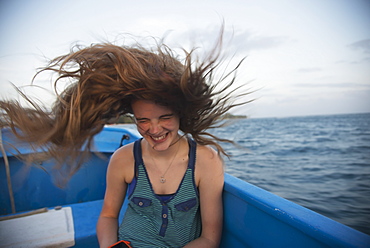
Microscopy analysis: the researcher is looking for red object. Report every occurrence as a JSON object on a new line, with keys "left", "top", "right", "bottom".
{"left": 107, "top": 240, "right": 132, "bottom": 248}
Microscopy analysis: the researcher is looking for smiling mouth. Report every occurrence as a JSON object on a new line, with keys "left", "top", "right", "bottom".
{"left": 151, "top": 133, "right": 167, "bottom": 141}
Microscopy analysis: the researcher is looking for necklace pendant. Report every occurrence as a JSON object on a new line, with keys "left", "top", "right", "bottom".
{"left": 160, "top": 176, "right": 166, "bottom": 183}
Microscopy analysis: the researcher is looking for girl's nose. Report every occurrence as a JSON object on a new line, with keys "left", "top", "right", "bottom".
{"left": 148, "top": 120, "right": 162, "bottom": 134}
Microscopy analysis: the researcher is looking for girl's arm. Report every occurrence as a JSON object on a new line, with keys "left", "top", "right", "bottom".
{"left": 185, "top": 146, "right": 224, "bottom": 248}
{"left": 97, "top": 144, "right": 134, "bottom": 248}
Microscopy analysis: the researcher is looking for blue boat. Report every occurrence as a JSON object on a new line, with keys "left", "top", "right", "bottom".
{"left": 1, "top": 125, "right": 369, "bottom": 247}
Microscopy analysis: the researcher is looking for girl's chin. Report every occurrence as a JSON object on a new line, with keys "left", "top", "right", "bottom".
{"left": 150, "top": 141, "right": 171, "bottom": 151}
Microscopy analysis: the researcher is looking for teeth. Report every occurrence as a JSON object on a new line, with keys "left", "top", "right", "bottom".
{"left": 152, "top": 134, "right": 166, "bottom": 141}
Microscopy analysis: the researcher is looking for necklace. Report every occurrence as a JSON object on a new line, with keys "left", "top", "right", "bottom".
{"left": 151, "top": 139, "right": 180, "bottom": 183}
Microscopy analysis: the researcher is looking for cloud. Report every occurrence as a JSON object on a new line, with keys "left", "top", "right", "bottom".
{"left": 336, "top": 57, "right": 370, "bottom": 65}
{"left": 364, "top": 57, "right": 370, "bottom": 63}
{"left": 297, "top": 67, "right": 323, "bottom": 73}
{"left": 348, "top": 39, "right": 370, "bottom": 54}
{"left": 170, "top": 26, "right": 290, "bottom": 54}
{"left": 231, "top": 30, "right": 289, "bottom": 52}
{"left": 292, "top": 81, "right": 370, "bottom": 90}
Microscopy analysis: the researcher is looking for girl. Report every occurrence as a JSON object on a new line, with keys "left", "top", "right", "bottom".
{"left": 0, "top": 34, "right": 249, "bottom": 247}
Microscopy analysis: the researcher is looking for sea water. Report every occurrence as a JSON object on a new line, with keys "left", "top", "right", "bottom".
{"left": 212, "top": 113, "right": 370, "bottom": 235}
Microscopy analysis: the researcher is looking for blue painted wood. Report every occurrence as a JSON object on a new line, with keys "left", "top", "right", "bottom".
{"left": 0, "top": 126, "right": 140, "bottom": 215}
{"left": 68, "top": 198, "right": 128, "bottom": 247}
{"left": 221, "top": 174, "right": 370, "bottom": 248}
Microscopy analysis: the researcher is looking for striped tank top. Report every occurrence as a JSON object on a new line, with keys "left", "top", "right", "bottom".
{"left": 118, "top": 138, "right": 201, "bottom": 247}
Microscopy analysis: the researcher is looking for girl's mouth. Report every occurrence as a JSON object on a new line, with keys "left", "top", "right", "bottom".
{"left": 150, "top": 133, "right": 167, "bottom": 142}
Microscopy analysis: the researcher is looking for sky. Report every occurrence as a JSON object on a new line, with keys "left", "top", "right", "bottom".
{"left": 0, "top": 0, "right": 369, "bottom": 118}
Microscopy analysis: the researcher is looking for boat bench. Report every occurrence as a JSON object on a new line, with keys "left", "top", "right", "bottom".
{"left": 0, "top": 207, "right": 74, "bottom": 247}
{"left": 0, "top": 200, "right": 118, "bottom": 248}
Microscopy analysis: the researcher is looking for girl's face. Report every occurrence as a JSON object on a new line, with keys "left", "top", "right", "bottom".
{"left": 131, "top": 99, "right": 180, "bottom": 151}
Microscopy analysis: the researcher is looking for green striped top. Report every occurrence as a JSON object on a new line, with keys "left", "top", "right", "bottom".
{"left": 118, "top": 138, "right": 201, "bottom": 247}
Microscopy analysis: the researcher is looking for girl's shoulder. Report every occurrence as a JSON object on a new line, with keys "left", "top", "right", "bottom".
{"left": 194, "top": 143, "right": 224, "bottom": 187}
{"left": 195, "top": 143, "right": 223, "bottom": 169}
{"left": 111, "top": 142, "right": 135, "bottom": 161}
{"left": 113, "top": 141, "right": 135, "bottom": 156}
{"left": 196, "top": 143, "right": 220, "bottom": 158}
{"left": 108, "top": 142, "right": 135, "bottom": 182}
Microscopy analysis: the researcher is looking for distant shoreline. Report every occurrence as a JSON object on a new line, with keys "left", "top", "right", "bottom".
{"left": 223, "top": 113, "right": 247, "bottom": 119}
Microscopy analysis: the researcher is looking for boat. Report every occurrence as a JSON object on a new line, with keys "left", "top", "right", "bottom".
{"left": 1, "top": 125, "right": 369, "bottom": 247}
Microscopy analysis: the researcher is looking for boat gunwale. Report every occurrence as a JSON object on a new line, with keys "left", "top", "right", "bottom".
{"left": 223, "top": 173, "right": 370, "bottom": 248}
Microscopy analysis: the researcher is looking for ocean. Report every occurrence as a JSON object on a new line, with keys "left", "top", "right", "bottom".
{"left": 212, "top": 112, "right": 370, "bottom": 235}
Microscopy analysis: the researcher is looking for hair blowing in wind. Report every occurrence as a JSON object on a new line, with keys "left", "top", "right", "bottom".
{"left": 0, "top": 31, "right": 252, "bottom": 179}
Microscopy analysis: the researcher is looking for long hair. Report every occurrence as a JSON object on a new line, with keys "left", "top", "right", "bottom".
{"left": 0, "top": 32, "right": 251, "bottom": 177}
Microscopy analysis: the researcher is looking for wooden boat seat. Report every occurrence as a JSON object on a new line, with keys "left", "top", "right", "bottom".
{"left": 0, "top": 207, "right": 74, "bottom": 247}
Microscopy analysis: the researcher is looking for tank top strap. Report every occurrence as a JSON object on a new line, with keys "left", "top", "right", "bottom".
{"left": 127, "top": 138, "right": 143, "bottom": 198}
{"left": 133, "top": 138, "right": 144, "bottom": 166}
{"left": 187, "top": 138, "right": 197, "bottom": 170}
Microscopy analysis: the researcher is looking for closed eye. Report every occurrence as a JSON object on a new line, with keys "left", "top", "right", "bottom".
{"left": 160, "top": 114, "right": 174, "bottom": 120}
{"left": 135, "top": 118, "right": 149, "bottom": 123}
